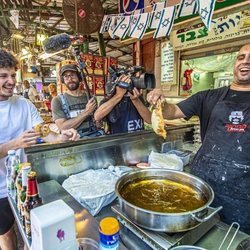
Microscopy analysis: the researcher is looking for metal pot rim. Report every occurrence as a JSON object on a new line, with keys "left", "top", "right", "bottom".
{"left": 115, "top": 168, "right": 214, "bottom": 216}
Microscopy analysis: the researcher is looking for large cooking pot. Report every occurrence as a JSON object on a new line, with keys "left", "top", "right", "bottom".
{"left": 115, "top": 169, "right": 222, "bottom": 232}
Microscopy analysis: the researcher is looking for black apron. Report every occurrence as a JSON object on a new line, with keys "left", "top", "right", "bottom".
{"left": 191, "top": 88, "right": 250, "bottom": 234}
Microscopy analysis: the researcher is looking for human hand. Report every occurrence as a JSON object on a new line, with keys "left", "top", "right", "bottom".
{"left": 95, "top": 119, "right": 103, "bottom": 129}
{"left": 147, "top": 89, "right": 165, "bottom": 105}
{"left": 128, "top": 88, "right": 141, "bottom": 100}
{"left": 115, "top": 74, "right": 131, "bottom": 97}
{"left": 85, "top": 97, "right": 97, "bottom": 115}
{"left": 15, "top": 129, "right": 41, "bottom": 148}
{"left": 59, "top": 128, "right": 80, "bottom": 141}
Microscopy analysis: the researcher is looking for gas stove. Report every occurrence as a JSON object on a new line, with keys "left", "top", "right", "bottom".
{"left": 112, "top": 205, "right": 220, "bottom": 250}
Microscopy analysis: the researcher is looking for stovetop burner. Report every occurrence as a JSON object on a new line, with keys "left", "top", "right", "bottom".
{"left": 112, "top": 205, "right": 220, "bottom": 250}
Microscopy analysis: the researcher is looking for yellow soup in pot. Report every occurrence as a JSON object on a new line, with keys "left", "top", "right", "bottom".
{"left": 120, "top": 178, "right": 207, "bottom": 213}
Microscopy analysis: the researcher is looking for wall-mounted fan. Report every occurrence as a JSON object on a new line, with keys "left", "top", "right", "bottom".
{"left": 62, "top": 0, "right": 104, "bottom": 35}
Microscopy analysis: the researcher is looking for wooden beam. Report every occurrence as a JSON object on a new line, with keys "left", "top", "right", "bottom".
{"left": 1, "top": 6, "right": 62, "bottom": 13}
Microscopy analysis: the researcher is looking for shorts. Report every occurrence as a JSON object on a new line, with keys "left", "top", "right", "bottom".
{"left": 0, "top": 197, "right": 14, "bottom": 235}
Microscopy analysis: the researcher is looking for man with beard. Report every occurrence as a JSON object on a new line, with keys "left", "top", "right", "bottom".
{"left": 147, "top": 43, "right": 250, "bottom": 234}
{"left": 51, "top": 62, "right": 97, "bottom": 137}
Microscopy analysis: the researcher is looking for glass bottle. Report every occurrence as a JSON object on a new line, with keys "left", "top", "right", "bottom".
{"left": 24, "top": 171, "right": 42, "bottom": 239}
{"left": 15, "top": 164, "right": 23, "bottom": 214}
{"left": 20, "top": 163, "right": 31, "bottom": 228}
{"left": 12, "top": 153, "right": 20, "bottom": 190}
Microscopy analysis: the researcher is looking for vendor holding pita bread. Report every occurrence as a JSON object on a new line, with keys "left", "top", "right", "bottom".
{"left": 146, "top": 43, "right": 250, "bottom": 234}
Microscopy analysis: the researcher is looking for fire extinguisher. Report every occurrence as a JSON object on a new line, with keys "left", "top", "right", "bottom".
{"left": 183, "top": 69, "right": 193, "bottom": 91}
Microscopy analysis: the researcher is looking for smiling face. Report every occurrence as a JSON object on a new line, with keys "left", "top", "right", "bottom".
{"left": 0, "top": 67, "right": 17, "bottom": 101}
{"left": 233, "top": 44, "right": 250, "bottom": 86}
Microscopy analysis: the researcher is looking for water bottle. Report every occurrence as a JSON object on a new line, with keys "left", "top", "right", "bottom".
{"left": 99, "top": 217, "right": 120, "bottom": 250}
{"left": 5, "top": 150, "right": 20, "bottom": 192}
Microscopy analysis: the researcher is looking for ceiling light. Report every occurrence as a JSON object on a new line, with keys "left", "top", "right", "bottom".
{"left": 36, "top": 33, "right": 48, "bottom": 46}
{"left": 39, "top": 50, "right": 65, "bottom": 60}
{"left": 11, "top": 33, "right": 25, "bottom": 40}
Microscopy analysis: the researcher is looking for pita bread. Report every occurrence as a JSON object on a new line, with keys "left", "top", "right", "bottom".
{"left": 151, "top": 100, "right": 167, "bottom": 139}
{"left": 34, "top": 123, "right": 52, "bottom": 137}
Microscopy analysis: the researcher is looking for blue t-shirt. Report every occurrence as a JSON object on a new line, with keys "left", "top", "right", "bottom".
{"left": 100, "top": 96, "right": 144, "bottom": 134}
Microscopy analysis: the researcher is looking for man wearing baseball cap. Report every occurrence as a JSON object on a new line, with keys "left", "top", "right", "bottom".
{"left": 51, "top": 61, "right": 97, "bottom": 137}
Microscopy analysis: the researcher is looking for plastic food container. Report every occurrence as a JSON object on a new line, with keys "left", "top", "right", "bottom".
{"left": 166, "top": 150, "right": 191, "bottom": 166}
{"left": 99, "top": 217, "right": 119, "bottom": 249}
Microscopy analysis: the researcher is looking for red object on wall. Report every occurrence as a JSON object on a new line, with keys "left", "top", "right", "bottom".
{"left": 94, "top": 56, "right": 105, "bottom": 75}
{"left": 93, "top": 76, "right": 105, "bottom": 96}
{"left": 105, "top": 57, "right": 118, "bottom": 75}
{"left": 183, "top": 69, "right": 193, "bottom": 91}
{"left": 81, "top": 54, "right": 94, "bottom": 74}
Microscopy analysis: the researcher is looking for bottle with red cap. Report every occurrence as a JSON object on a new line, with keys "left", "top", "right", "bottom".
{"left": 99, "top": 217, "right": 120, "bottom": 250}
{"left": 24, "top": 171, "right": 42, "bottom": 239}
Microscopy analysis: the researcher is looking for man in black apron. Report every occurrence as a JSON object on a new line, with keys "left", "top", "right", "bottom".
{"left": 147, "top": 43, "right": 250, "bottom": 234}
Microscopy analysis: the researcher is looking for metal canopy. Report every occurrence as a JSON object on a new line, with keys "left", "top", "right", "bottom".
{"left": 0, "top": 0, "right": 133, "bottom": 66}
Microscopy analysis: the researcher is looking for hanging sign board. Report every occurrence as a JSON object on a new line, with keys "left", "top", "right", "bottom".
{"left": 172, "top": 11, "right": 250, "bottom": 51}
{"left": 161, "top": 41, "right": 174, "bottom": 84}
{"left": 119, "top": 0, "right": 180, "bottom": 13}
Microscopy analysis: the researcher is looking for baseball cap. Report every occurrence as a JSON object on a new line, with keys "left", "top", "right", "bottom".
{"left": 60, "top": 64, "right": 79, "bottom": 76}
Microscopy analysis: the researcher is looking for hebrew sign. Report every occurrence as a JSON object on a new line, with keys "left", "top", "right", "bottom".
{"left": 161, "top": 41, "right": 174, "bottom": 83}
{"left": 172, "top": 10, "right": 250, "bottom": 51}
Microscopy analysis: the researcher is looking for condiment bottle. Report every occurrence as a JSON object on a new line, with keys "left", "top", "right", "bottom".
{"left": 20, "top": 163, "right": 31, "bottom": 228}
{"left": 99, "top": 217, "right": 120, "bottom": 250}
{"left": 24, "top": 171, "right": 42, "bottom": 239}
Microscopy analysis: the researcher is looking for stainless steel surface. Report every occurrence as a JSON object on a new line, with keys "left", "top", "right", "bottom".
{"left": 195, "top": 222, "right": 249, "bottom": 250}
{"left": 115, "top": 169, "right": 220, "bottom": 232}
{"left": 24, "top": 128, "right": 193, "bottom": 184}
{"left": 8, "top": 180, "right": 99, "bottom": 247}
{"left": 190, "top": 206, "right": 222, "bottom": 223}
{"left": 96, "top": 199, "right": 249, "bottom": 250}
{"left": 38, "top": 180, "right": 99, "bottom": 241}
{"left": 112, "top": 205, "right": 219, "bottom": 250}
{"left": 219, "top": 222, "right": 240, "bottom": 250}
{"left": 8, "top": 192, "right": 31, "bottom": 248}
{"left": 170, "top": 246, "right": 206, "bottom": 250}
{"left": 236, "top": 237, "right": 250, "bottom": 250}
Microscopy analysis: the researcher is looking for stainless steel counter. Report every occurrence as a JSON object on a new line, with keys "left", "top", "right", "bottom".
{"left": 8, "top": 180, "right": 126, "bottom": 249}
{"left": 24, "top": 128, "right": 194, "bottom": 184}
{"left": 97, "top": 201, "right": 249, "bottom": 250}
{"left": 9, "top": 179, "right": 249, "bottom": 250}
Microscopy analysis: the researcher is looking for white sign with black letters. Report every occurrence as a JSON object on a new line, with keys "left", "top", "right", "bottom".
{"left": 161, "top": 41, "right": 174, "bottom": 83}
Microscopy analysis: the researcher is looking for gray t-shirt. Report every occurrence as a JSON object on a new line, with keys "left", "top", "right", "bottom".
{"left": 51, "top": 92, "right": 92, "bottom": 132}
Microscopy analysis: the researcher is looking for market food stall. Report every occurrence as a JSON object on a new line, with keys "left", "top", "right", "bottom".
{"left": 7, "top": 127, "right": 249, "bottom": 249}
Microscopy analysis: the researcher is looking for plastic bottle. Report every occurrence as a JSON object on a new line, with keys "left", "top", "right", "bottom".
{"left": 5, "top": 150, "right": 20, "bottom": 192}
{"left": 99, "top": 217, "right": 120, "bottom": 250}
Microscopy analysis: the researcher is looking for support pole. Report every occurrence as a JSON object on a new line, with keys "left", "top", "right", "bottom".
{"left": 97, "top": 32, "right": 106, "bottom": 57}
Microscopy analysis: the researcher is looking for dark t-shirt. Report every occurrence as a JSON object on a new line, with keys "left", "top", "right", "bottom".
{"left": 99, "top": 96, "right": 144, "bottom": 134}
{"left": 51, "top": 92, "right": 92, "bottom": 132}
{"left": 177, "top": 87, "right": 250, "bottom": 141}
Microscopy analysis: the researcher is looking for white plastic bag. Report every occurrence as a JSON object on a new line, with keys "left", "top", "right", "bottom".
{"left": 62, "top": 169, "right": 119, "bottom": 216}
{"left": 148, "top": 151, "right": 183, "bottom": 171}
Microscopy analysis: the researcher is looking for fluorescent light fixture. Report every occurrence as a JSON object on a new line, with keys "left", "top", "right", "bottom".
{"left": 38, "top": 49, "right": 66, "bottom": 60}
{"left": 36, "top": 33, "right": 48, "bottom": 46}
{"left": 11, "top": 33, "right": 24, "bottom": 40}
